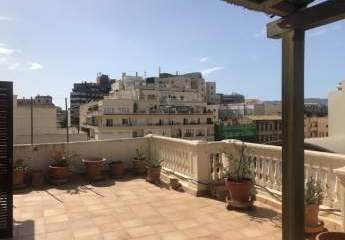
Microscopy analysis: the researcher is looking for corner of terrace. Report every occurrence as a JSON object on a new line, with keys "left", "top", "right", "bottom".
{"left": 10, "top": 134, "right": 345, "bottom": 239}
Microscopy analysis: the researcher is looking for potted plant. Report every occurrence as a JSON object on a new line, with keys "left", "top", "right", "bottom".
{"left": 109, "top": 160, "right": 125, "bottom": 178}
{"left": 316, "top": 232, "right": 345, "bottom": 240}
{"left": 13, "top": 159, "right": 28, "bottom": 187}
{"left": 146, "top": 158, "right": 164, "bottom": 183}
{"left": 305, "top": 177, "right": 324, "bottom": 233}
{"left": 31, "top": 169, "right": 44, "bottom": 188}
{"left": 224, "top": 142, "right": 255, "bottom": 208}
{"left": 49, "top": 151, "right": 70, "bottom": 183}
{"left": 132, "top": 148, "right": 146, "bottom": 175}
{"left": 82, "top": 157, "right": 106, "bottom": 181}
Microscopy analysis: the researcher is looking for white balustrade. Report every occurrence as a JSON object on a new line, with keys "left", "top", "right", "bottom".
{"left": 14, "top": 134, "right": 345, "bottom": 229}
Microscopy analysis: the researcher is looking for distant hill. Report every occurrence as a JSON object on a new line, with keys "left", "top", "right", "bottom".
{"left": 264, "top": 98, "right": 328, "bottom": 106}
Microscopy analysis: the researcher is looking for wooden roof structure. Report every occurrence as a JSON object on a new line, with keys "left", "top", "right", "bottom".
{"left": 221, "top": 1, "right": 345, "bottom": 240}
{"left": 223, "top": 0, "right": 315, "bottom": 16}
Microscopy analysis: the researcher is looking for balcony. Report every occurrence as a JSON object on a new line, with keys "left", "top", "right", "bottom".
{"left": 12, "top": 135, "right": 345, "bottom": 239}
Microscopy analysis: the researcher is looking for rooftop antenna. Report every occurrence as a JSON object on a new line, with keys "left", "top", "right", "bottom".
{"left": 158, "top": 66, "right": 161, "bottom": 77}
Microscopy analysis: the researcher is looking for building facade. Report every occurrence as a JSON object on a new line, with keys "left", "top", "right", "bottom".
{"left": 80, "top": 72, "right": 216, "bottom": 140}
{"left": 328, "top": 80, "right": 345, "bottom": 137}
{"left": 14, "top": 95, "right": 87, "bottom": 144}
{"left": 246, "top": 115, "right": 282, "bottom": 144}
{"left": 70, "top": 73, "right": 113, "bottom": 126}
{"left": 206, "top": 82, "right": 216, "bottom": 104}
{"left": 304, "top": 116, "right": 328, "bottom": 138}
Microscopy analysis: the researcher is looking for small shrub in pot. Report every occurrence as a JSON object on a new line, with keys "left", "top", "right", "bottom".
{"left": 305, "top": 177, "right": 324, "bottom": 232}
{"left": 49, "top": 151, "right": 78, "bottom": 183}
{"left": 110, "top": 160, "right": 125, "bottom": 178}
{"left": 13, "top": 159, "right": 28, "bottom": 187}
{"left": 82, "top": 158, "right": 106, "bottom": 181}
{"left": 224, "top": 142, "right": 255, "bottom": 208}
{"left": 146, "top": 158, "right": 164, "bottom": 183}
{"left": 132, "top": 148, "right": 146, "bottom": 175}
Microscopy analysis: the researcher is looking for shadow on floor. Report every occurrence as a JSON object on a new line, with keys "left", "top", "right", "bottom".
{"left": 12, "top": 219, "right": 35, "bottom": 240}
{"left": 247, "top": 205, "right": 282, "bottom": 228}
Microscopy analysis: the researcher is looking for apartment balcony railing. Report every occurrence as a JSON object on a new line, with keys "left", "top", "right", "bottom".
{"left": 14, "top": 135, "right": 345, "bottom": 230}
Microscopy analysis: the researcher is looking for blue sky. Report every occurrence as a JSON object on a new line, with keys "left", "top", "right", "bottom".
{"left": 1, "top": 0, "right": 344, "bottom": 107}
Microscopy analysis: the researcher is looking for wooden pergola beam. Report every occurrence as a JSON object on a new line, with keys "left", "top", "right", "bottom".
{"left": 268, "top": 0, "right": 345, "bottom": 39}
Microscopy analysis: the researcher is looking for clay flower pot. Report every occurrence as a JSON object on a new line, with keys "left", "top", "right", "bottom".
{"left": 83, "top": 158, "right": 106, "bottom": 181}
{"left": 13, "top": 170, "right": 25, "bottom": 186}
{"left": 305, "top": 204, "right": 320, "bottom": 227}
{"left": 316, "top": 232, "right": 345, "bottom": 240}
{"left": 225, "top": 179, "right": 253, "bottom": 203}
{"left": 146, "top": 166, "right": 161, "bottom": 183}
{"left": 132, "top": 159, "right": 146, "bottom": 175}
{"left": 49, "top": 165, "right": 69, "bottom": 181}
{"left": 31, "top": 170, "right": 44, "bottom": 188}
{"left": 110, "top": 161, "right": 125, "bottom": 178}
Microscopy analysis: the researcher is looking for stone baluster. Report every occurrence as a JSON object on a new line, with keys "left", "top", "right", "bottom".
{"left": 334, "top": 166, "right": 345, "bottom": 231}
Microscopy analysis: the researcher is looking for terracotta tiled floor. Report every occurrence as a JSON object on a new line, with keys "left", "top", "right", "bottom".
{"left": 12, "top": 176, "right": 282, "bottom": 240}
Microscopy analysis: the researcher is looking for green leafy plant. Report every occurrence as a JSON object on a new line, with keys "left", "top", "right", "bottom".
{"left": 134, "top": 148, "right": 145, "bottom": 161}
{"left": 14, "top": 159, "right": 28, "bottom": 172}
{"left": 305, "top": 177, "right": 324, "bottom": 205}
{"left": 146, "top": 158, "right": 164, "bottom": 168}
{"left": 51, "top": 150, "right": 79, "bottom": 167}
{"left": 224, "top": 142, "right": 251, "bottom": 182}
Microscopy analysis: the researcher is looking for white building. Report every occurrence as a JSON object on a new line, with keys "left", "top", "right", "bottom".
{"left": 328, "top": 80, "right": 345, "bottom": 137}
{"left": 80, "top": 72, "right": 216, "bottom": 140}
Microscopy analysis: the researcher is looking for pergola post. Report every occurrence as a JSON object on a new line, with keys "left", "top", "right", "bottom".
{"left": 281, "top": 29, "right": 305, "bottom": 240}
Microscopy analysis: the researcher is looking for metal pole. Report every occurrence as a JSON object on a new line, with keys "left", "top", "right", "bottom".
{"left": 281, "top": 29, "right": 305, "bottom": 240}
{"left": 65, "top": 98, "right": 69, "bottom": 144}
{"left": 30, "top": 97, "right": 33, "bottom": 145}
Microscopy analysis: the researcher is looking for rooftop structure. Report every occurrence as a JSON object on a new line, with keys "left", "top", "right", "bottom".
{"left": 70, "top": 73, "right": 114, "bottom": 126}
{"left": 8, "top": 134, "right": 345, "bottom": 240}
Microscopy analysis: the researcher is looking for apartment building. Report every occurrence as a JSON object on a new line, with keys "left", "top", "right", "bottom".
{"left": 14, "top": 95, "right": 86, "bottom": 144}
{"left": 70, "top": 73, "right": 114, "bottom": 126}
{"left": 246, "top": 115, "right": 282, "bottom": 143}
{"left": 328, "top": 80, "right": 345, "bottom": 137}
{"left": 80, "top": 72, "right": 216, "bottom": 140}
{"left": 206, "top": 82, "right": 217, "bottom": 104}
{"left": 304, "top": 116, "right": 328, "bottom": 138}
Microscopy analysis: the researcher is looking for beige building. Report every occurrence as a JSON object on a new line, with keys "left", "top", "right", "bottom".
{"left": 80, "top": 73, "right": 216, "bottom": 141}
{"left": 246, "top": 115, "right": 282, "bottom": 143}
{"left": 14, "top": 95, "right": 87, "bottom": 144}
{"left": 304, "top": 116, "right": 328, "bottom": 138}
{"left": 81, "top": 99, "right": 214, "bottom": 141}
{"left": 329, "top": 80, "right": 345, "bottom": 137}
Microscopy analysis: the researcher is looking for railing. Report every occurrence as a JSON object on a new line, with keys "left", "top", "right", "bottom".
{"left": 207, "top": 140, "right": 345, "bottom": 210}
{"left": 13, "top": 135, "right": 345, "bottom": 229}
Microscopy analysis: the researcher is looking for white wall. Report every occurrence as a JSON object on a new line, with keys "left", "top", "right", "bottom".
{"left": 14, "top": 137, "right": 149, "bottom": 172}
{"left": 329, "top": 81, "right": 345, "bottom": 137}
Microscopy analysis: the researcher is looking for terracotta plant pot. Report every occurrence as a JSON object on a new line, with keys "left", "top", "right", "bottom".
{"left": 316, "top": 232, "right": 345, "bottom": 240}
{"left": 83, "top": 158, "right": 105, "bottom": 181}
{"left": 49, "top": 165, "right": 69, "bottom": 181}
{"left": 132, "top": 159, "right": 146, "bottom": 175}
{"left": 13, "top": 170, "right": 25, "bottom": 186}
{"left": 305, "top": 204, "right": 320, "bottom": 227}
{"left": 110, "top": 161, "right": 125, "bottom": 178}
{"left": 31, "top": 170, "right": 44, "bottom": 188}
{"left": 225, "top": 179, "right": 253, "bottom": 203}
{"left": 146, "top": 166, "right": 161, "bottom": 183}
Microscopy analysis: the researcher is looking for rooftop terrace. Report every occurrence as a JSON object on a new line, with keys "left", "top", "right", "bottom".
{"left": 13, "top": 176, "right": 282, "bottom": 240}
{"left": 7, "top": 134, "right": 345, "bottom": 240}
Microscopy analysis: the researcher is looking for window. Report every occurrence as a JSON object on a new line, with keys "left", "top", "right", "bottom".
{"left": 106, "top": 119, "right": 113, "bottom": 127}
{"left": 122, "top": 119, "right": 129, "bottom": 125}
